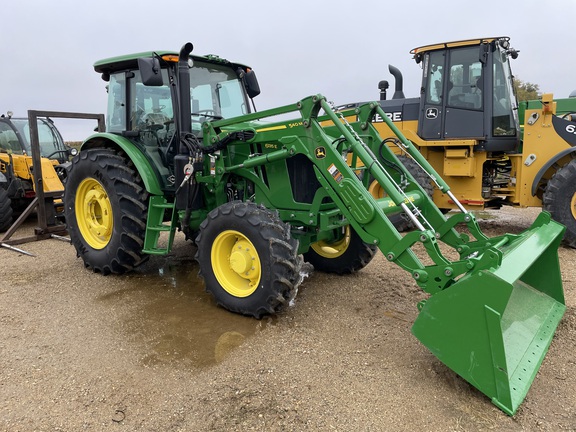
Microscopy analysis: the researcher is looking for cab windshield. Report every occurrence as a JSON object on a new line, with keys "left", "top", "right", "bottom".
{"left": 105, "top": 58, "right": 250, "bottom": 185}
{"left": 11, "top": 118, "right": 67, "bottom": 161}
{"left": 189, "top": 60, "right": 249, "bottom": 127}
{"left": 110, "top": 59, "right": 250, "bottom": 138}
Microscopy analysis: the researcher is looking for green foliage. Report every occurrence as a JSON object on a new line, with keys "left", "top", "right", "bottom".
{"left": 514, "top": 77, "right": 540, "bottom": 101}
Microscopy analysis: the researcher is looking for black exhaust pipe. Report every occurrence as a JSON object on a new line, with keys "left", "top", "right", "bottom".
{"left": 178, "top": 42, "right": 194, "bottom": 136}
{"left": 388, "top": 65, "right": 405, "bottom": 99}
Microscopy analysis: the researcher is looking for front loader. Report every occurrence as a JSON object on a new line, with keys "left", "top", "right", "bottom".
{"left": 63, "top": 43, "right": 566, "bottom": 415}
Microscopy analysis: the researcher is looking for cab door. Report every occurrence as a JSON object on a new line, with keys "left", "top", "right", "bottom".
{"left": 419, "top": 46, "right": 485, "bottom": 140}
{"left": 419, "top": 50, "right": 444, "bottom": 140}
{"left": 443, "top": 46, "right": 484, "bottom": 138}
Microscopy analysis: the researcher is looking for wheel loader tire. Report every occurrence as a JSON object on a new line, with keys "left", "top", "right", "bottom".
{"left": 304, "top": 225, "right": 377, "bottom": 274}
{"left": 370, "top": 155, "right": 433, "bottom": 232}
{"left": 0, "top": 187, "right": 13, "bottom": 232}
{"left": 63, "top": 148, "right": 149, "bottom": 274}
{"left": 543, "top": 159, "right": 576, "bottom": 248}
{"left": 196, "top": 201, "right": 302, "bottom": 318}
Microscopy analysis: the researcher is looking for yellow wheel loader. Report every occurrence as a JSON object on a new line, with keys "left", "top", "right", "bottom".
{"left": 342, "top": 36, "right": 576, "bottom": 246}
{"left": 0, "top": 112, "right": 77, "bottom": 231}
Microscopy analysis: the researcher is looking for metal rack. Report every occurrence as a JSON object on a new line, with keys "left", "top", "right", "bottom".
{"left": 0, "top": 110, "right": 105, "bottom": 255}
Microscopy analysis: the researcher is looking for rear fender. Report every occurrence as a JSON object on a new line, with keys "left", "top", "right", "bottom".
{"left": 531, "top": 147, "right": 576, "bottom": 196}
{"left": 81, "top": 132, "right": 163, "bottom": 195}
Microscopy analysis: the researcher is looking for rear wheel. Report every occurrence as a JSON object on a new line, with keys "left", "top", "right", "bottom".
{"left": 64, "top": 148, "right": 149, "bottom": 274}
{"left": 543, "top": 159, "right": 576, "bottom": 247}
{"left": 369, "top": 155, "right": 433, "bottom": 232}
{"left": 196, "top": 201, "right": 302, "bottom": 318}
{"left": 0, "top": 187, "right": 13, "bottom": 232}
{"left": 304, "top": 225, "right": 376, "bottom": 274}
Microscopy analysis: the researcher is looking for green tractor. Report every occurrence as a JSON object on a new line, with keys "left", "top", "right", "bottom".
{"left": 64, "top": 43, "right": 566, "bottom": 415}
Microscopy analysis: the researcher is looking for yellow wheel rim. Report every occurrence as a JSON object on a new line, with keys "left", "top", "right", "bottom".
{"left": 310, "top": 226, "right": 351, "bottom": 259}
{"left": 211, "top": 230, "right": 261, "bottom": 297}
{"left": 75, "top": 178, "right": 113, "bottom": 249}
{"left": 572, "top": 193, "right": 576, "bottom": 220}
{"left": 368, "top": 179, "right": 385, "bottom": 199}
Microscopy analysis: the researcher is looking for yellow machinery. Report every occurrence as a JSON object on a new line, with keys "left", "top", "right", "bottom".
{"left": 342, "top": 37, "right": 576, "bottom": 246}
{"left": 0, "top": 113, "right": 75, "bottom": 231}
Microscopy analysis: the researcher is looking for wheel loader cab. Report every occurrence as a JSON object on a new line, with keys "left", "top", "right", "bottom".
{"left": 414, "top": 37, "right": 520, "bottom": 151}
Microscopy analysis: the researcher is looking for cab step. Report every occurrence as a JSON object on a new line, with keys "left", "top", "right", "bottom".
{"left": 143, "top": 195, "right": 177, "bottom": 255}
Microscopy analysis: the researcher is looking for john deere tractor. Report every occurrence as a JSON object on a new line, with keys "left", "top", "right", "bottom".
{"left": 0, "top": 113, "right": 77, "bottom": 231}
{"left": 64, "top": 43, "right": 566, "bottom": 415}
{"left": 342, "top": 36, "right": 576, "bottom": 246}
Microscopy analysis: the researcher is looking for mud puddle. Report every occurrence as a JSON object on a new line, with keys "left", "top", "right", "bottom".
{"left": 98, "top": 255, "right": 272, "bottom": 369}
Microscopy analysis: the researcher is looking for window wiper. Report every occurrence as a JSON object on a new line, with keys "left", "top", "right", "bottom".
{"left": 191, "top": 112, "right": 223, "bottom": 120}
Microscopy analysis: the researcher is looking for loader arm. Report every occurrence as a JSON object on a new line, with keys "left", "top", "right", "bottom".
{"left": 293, "top": 96, "right": 510, "bottom": 294}
{"left": 202, "top": 94, "right": 566, "bottom": 416}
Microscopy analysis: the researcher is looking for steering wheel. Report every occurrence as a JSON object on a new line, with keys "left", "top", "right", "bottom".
{"left": 45, "top": 149, "right": 70, "bottom": 159}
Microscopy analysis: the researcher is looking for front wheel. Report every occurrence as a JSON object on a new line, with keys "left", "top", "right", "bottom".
{"left": 63, "top": 148, "right": 149, "bottom": 274}
{"left": 0, "top": 187, "right": 13, "bottom": 232}
{"left": 196, "top": 201, "right": 302, "bottom": 318}
{"left": 543, "top": 159, "right": 576, "bottom": 247}
{"left": 304, "top": 226, "right": 377, "bottom": 274}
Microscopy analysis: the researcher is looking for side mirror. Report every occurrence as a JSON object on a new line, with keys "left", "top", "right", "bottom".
{"left": 138, "top": 57, "right": 163, "bottom": 86}
{"left": 244, "top": 70, "right": 261, "bottom": 99}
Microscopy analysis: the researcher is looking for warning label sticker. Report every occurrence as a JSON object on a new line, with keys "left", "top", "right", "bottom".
{"left": 328, "top": 163, "right": 343, "bottom": 183}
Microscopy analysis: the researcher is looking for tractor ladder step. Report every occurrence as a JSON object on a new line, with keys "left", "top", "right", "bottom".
{"left": 143, "top": 195, "right": 177, "bottom": 255}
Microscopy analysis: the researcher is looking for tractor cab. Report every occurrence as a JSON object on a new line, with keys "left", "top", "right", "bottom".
{"left": 94, "top": 48, "right": 260, "bottom": 190}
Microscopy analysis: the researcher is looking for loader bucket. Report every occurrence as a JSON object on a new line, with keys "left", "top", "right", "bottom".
{"left": 411, "top": 212, "right": 565, "bottom": 415}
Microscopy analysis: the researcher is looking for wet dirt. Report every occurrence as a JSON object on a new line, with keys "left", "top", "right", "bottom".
{"left": 1, "top": 207, "right": 576, "bottom": 431}
{"left": 98, "top": 257, "right": 269, "bottom": 369}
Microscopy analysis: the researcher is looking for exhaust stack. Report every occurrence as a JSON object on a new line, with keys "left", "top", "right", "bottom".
{"left": 178, "top": 42, "right": 194, "bottom": 136}
{"left": 389, "top": 65, "right": 405, "bottom": 99}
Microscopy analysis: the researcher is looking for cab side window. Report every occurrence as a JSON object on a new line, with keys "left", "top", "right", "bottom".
{"left": 447, "top": 47, "right": 483, "bottom": 110}
{"left": 0, "top": 123, "right": 23, "bottom": 154}
{"left": 425, "top": 51, "right": 444, "bottom": 105}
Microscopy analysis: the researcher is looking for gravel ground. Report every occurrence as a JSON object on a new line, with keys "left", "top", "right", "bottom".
{"left": 1, "top": 206, "right": 575, "bottom": 431}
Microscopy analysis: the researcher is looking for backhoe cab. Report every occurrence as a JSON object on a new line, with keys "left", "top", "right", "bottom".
{"left": 64, "top": 42, "right": 566, "bottom": 416}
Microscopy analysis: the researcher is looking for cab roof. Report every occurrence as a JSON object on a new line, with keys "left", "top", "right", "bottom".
{"left": 93, "top": 50, "right": 251, "bottom": 75}
{"left": 410, "top": 36, "right": 509, "bottom": 55}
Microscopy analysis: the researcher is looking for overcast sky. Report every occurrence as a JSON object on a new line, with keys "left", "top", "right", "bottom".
{"left": 1, "top": 0, "right": 574, "bottom": 140}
